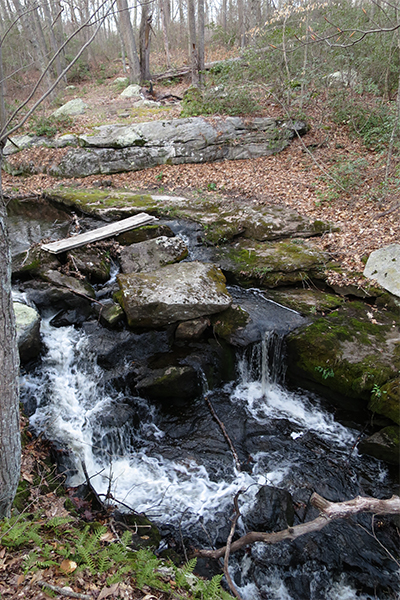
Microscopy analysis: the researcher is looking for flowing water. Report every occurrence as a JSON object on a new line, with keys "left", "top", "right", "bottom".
{"left": 20, "top": 315, "right": 399, "bottom": 600}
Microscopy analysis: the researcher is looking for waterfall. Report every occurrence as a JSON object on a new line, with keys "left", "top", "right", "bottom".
{"left": 20, "top": 315, "right": 397, "bottom": 600}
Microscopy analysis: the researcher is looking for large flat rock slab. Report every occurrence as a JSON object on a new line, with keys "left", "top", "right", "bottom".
{"left": 6, "top": 117, "right": 306, "bottom": 177}
{"left": 116, "top": 261, "right": 232, "bottom": 328}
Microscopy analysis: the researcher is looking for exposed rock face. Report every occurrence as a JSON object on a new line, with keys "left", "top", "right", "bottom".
{"left": 242, "top": 486, "right": 294, "bottom": 532}
{"left": 175, "top": 317, "right": 210, "bottom": 340}
{"left": 120, "top": 236, "right": 188, "bottom": 273}
{"left": 368, "top": 377, "right": 399, "bottom": 425}
{"left": 120, "top": 84, "right": 141, "bottom": 98}
{"left": 117, "top": 261, "right": 232, "bottom": 328}
{"left": 13, "top": 302, "right": 41, "bottom": 363}
{"left": 364, "top": 244, "right": 400, "bottom": 298}
{"left": 15, "top": 116, "right": 303, "bottom": 177}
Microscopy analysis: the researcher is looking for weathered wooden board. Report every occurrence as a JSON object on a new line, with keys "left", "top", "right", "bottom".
{"left": 41, "top": 213, "right": 157, "bottom": 254}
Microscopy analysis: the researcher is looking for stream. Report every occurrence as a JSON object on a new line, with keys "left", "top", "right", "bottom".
{"left": 13, "top": 203, "right": 400, "bottom": 599}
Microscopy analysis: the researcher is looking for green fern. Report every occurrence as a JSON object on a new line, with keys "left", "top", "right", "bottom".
{"left": 174, "top": 557, "right": 197, "bottom": 588}
{"left": 133, "top": 549, "right": 165, "bottom": 590}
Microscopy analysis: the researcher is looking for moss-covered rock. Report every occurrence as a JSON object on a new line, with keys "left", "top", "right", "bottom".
{"left": 358, "top": 426, "right": 399, "bottom": 465}
{"left": 67, "top": 246, "right": 111, "bottom": 282}
{"left": 116, "top": 223, "right": 174, "bottom": 245}
{"left": 12, "top": 246, "right": 61, "bottom": 278}
{"left": 211, "top": 304, "right": 250, "bottom": 344}
{"left": 215, "top": 238, "right": 328, "bottom": 288}
{"left": 368, "top": 378, "right": 400, "bottom": 425}
{"left": 264, "top": 288, "right": 345, "bottom": 315}
{"left": 286, "top": 302, "right": 400, "bottom": 408}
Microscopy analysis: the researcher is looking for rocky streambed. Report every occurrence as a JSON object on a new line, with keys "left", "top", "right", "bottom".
{"left": 11, "top": 188, "right": 400, "bottom": 599}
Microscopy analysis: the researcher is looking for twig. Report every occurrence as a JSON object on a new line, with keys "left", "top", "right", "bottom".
{"left": 205, "top": 396, "right": 241, "bottom": 472}
{"left": 80, "top": 458, "right": 106, "bottom": 509}
{"left": 223, "top": 491, "right": 244, "bottom": 600}
{"left": 377, "top": 202, "right": 400, "bottom": 218}
{"left": 37, "top": 581, "right": 91, "bottom": 599}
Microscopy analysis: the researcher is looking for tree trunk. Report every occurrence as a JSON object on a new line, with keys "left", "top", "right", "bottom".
{"left": 198, "top": 0, "right": 205, "bottom": 85}
{"left": 237, "top": 0, "right": 246, "bottom": 48}
{"left": 0, "top": 146, "right": 21, "bottom": 519}
{"left": 139, "top": 2, "right": 152, "bottom": 82}
{"left": 159, "top": 0, "right": 171, "bottom": 69}
{"left": 117, "top": 0, "right": 141, "bottom": 83}
{"left": 188, "top": 0, "right": 199, "bottom": 85}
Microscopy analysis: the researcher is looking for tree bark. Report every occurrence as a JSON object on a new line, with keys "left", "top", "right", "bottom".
{"left": 0, "top": 145, "right": 21, "bottom": 519}
{"left": 194, "top": 493, "right": 400, "bottom": 560}
{"left": 188, "top": 0, "right": 198, "bottom": 85}
{"left": 116, "top": 0, "right": 141, "bottom": 83}
{"left": 198, "top": 0, "right": 205, "bottom": 85}
{"left": 139, "top": 2, "right": 152, "bottom": 82}
{"left": 159, "top": 0, "right": 171, "bottom": 69}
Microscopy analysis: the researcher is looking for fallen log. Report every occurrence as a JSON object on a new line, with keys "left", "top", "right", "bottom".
{"left": 194, "top": 493, "right": 400, "bottom": 560}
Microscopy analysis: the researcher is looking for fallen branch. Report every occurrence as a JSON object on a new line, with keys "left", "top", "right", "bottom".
{"left": 37, "top": 581, "right": 91, "bottom": 599}
{"left": 194, "top": 493, "right": 400, "bottom": 560}
{"left": 205, "top": 396, "right": 241, "bottom": 471}
{"left": 224, "top": 491, "right": 244, "bottom": 600}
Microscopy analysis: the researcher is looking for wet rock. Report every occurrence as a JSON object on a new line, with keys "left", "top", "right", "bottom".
{"left": 242, "top": 485, "right": 294, "bottom": 532}
{"left": 368, "top": 378, "right": 400, "bottom": 424}
{"left": 215, "top": 238, "right": 328, "bottom": 289}
{"left": 175, "top": 317, "right": 210, "bottom": 340}
{"left": 264, "top": 287, "right": 345, "bottom": 316}
{"left": 14, "top": 301, "right": 41, "bottom": 363}
{"left": 364, "top": 243, "right": 400, "bottom": 298}
{"left": 117, "top": 261, "right": 232, "bottom": 328}
{"left": 97, "top": 300, "right": 125, "bottom": 327}
{"left": 136, "top": 365, "right": 201, "bottom": 404}
{"left": 50, "top": 306, "right": 92, "bottom": 327}
{"left": 67, "top": 246, "right": 111, "bottom": 283}
{"left": 286, "top": 301, "right": 400, "bottom": 409}
{"left": 18, "top": 279, "right": 93, "bottom": 313}
{"left": 116, "top": 223, "right": 174, "bottom": 245}
{"left": 359, "top": 426, "right": 399, "bottom": 465}
{"left": 211, "top": 305, "right": 250, "bottom": 345}
{"left": 40, "top": 269, "right": 96, "bottom": 299}
{"left": 120, "top": 236, "right": 188, "bottom": 273}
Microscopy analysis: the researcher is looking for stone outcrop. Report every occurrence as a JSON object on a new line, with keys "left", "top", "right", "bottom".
{"left": 116, "top": 261, "right": 232, "bottom": 328}
{"left": 5, "top": 116, "right": 307, "bottom": 177}
{"left": 52, "top": 99, "right": 88, "bottom": 117}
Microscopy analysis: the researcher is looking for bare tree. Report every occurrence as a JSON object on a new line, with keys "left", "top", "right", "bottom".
{"left": 117, "top": 0, "right": 141, "bottom": 83}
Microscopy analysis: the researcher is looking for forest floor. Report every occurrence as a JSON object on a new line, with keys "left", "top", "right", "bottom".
{"left": 3, "top": 71, "right": 400, "bottom": 290}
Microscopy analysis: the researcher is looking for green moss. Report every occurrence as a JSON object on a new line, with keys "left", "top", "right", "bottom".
{"left": 211, "top": 305, "right": 250, "bottom": 341}
{"left": 369, "top": 378, "right": 400, "bottom": 424}
{"left": 287, "top": 302, "right": 400, "bottom": 402}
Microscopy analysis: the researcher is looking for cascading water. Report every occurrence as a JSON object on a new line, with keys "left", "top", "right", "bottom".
{"left": 21, "top": 312, "right": 399, "bottom": 600}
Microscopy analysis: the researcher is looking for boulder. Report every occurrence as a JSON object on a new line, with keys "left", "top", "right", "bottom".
{"left": 18, "top": 279, "right": 93, "bottom": 313}
{"left": 12, "top": 246, "right": 61, "bottom": 278}
{"left": 14, "top": 302, "right": 41, "bottom": 363}
{"left": 116, "top": 261, "right": 232, "bottom": 328}
{"left": 264, "top": 287, "right": 345, "bottom": 316}
{"left": 358, "top": 426, "right": 399, "bottom": 465}
{"left": 286, "top": 301, "right": 400, "bottom": 409}
{"left": 52, "top": 98, "right": 88, "bottom": 117}
{"left": 120, "top": 84, "right": 141, "bottom": 98}
{"left": 40, "top": 269, "right": 96, "bottom": 299}
{"left": 215, "top": 238, "right": 329, "bottom": 288}
{"left": 364, "top": 244, "right": 400, "bottom": 298}
{"left": 120, "top": 236, "right": 188, "bottom": 273}
{"left": 175, "top": 317, "right": 210, "bottom": 340}
{"left": 136, "top": 365, "right": 201, "bottom": 404}
{"left": 116, "top": 223, "right": 174, "bottom": 245}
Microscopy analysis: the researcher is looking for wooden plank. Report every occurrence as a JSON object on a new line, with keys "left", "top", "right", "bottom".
{"left": 41, "top": 213, "right": 157, "bottom": 254}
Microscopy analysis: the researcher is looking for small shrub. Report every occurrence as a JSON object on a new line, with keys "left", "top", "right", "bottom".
{"left": 31, "top": 114, "right": 73, "bottom": 137}
{"left": 317, "top": 157, "right": 369, "bottom": 202}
